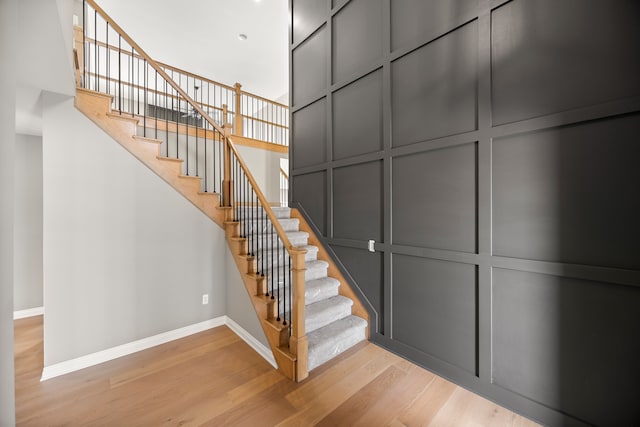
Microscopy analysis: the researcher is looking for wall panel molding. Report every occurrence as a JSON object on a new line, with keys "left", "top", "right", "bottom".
{"left": 290, "top": 0, "right": 640, "bottom": 424}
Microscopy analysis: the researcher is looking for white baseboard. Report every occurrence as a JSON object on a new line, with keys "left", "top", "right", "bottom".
{"left": 41, "top": 316, "right": 226, "bottom": 381}
{"left": 224, "top": 316, "right": 277, "bottom": 368}
{"left": 14, "top": 306, "right": 44, "bottom": 320}
{"left": 40, "top": 315, "right": 276, "bottom": 381}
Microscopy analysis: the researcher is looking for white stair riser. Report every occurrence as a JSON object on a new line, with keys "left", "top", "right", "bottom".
{"left": 305, "top": 278, "right": 340, "bottom": 305}
{"left": 308, "top": 324, "right": 367, "bottom": 371}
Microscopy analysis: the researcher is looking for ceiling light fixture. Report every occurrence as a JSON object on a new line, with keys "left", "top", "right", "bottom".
{"left": 238, "top": 34, "right": 248, "bottom": 41}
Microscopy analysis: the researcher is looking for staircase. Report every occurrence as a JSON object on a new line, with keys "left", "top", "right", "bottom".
{"left": 75, "top": 0, "right": 369, "bottom": 382}
{"left": 235, "top": 206, "right": 367, "bottom": 371}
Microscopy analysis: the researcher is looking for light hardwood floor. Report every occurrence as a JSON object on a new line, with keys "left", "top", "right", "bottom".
{"left": 15, "top": 316, "right": 540, "bottom": 426}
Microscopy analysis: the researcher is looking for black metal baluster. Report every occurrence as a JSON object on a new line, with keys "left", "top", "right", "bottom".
{"left": 106, "top": 22, "right": 109, "bottom": 94}
{"left": 253, "top": 191, "right": 258, "bottom": 262}
{"left": 286, "top": 253, "right": 291, "bottom": 327}
{"left": 176, "top": 89, "right": 180, "bottom": 160}
{"left": 128, "top": 46, "right": 131, "bottom": 116}
{"left": 249, "top": 188, "right": 253, "bottom": 258}
{"left": 82, "top": 1, "right": 86, "bottom": 88}
{"left": 136, "top": 54, "right": 139, "bottom": 116}
{"left": 143, "top": 59, "right": 147, "bottom": 137}
{"left": 268, "top": 218, "right": 273, "bottom": 300}
{"left": 152, "top": 66, "right": 156, "bottom": 140}
{"left": 204, "top": 106, "right": 208, "bottom": 193}
{"left": 243, "top": 174, "right": 248, "bottom": 242}
{"left": 195, "top": 85, "right": 199, "bottom": 178}
{"left": 277, "top": 224, "right": 281, "bottom": 322}
{"left": 118, "top": 35, "right": 121, "bottom": 113}
{"left": 272, "top": 222, "right": 277, "bottom": 318}
{"left": 162, "top": 73, "right": 167, "bottom": 152}
{"left": 234, "top": 157, "right": 239, "bottom": 223}
{"left": 186, "top": 76, "right": 190, "bottom": 175}
{"left": 94, "top": 9, "right": 97, "bottom": 92}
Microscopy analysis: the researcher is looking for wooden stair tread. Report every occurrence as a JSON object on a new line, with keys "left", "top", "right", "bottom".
{"left": 76, "top": 87, "right": 113, "bottom": 101}
{"left": 274, "top": 346, "right": 296, "bottom": 362}
{"left": 106, "top": 112, "right": 139, "bottom": 124}
{"left": 178, "top": 175, "right": 201, "bottom": 181}
{"left": 133, "top": 135, "right": 162, "bottom": 144}
{"left": 264, "top": 317, "right": 290, "bottom": 333}
{"left": 156, "top": 156, "right": 183, "bottom": 163}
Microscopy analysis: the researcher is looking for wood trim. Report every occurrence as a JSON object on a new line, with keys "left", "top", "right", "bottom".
{"left": 234, "top": 83, "right": 243, "bottom": 135}
{"left": 226, "top": 141, "right": 298, "bottom": 254}
{"left": 83, "top": 70, "right": 231, "bottom": 117}
{"left": 280, "top": 167, "right": 289, "bottom": 180}
{"left": 75, "top": 88, "right": 225, "bottom": 227}
{"left": 289, "top": 208, "right": 371, "bottom": 338}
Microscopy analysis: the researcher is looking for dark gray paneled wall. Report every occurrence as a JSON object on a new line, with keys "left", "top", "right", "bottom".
{"left": 289, "top": 0, "right": 640, "bottom": 425}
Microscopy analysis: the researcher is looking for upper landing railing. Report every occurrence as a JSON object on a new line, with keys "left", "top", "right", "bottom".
{"left": 77, "top": 14, "right": 289, "bottom": 147}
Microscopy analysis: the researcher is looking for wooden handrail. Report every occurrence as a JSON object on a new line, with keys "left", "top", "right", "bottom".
{"left": 280, "top": 167, "right": 289, "bottom": 180}
{"left": 225, "top": 138, "right": 298, "bottom": 254}
{"left": 81, "top": 36, "right": 289, "bottom": 108}
{"left": 85, "top": 0, "right": 226, "bottom": 137}
{"left": 83, "top": 70, "right": 234, "bottom": 117}
{"left": 82, "top": 33, "right": 288, "bottom": 138}
{"left": 226, "top": 134, "right": 308, "bottom": 379}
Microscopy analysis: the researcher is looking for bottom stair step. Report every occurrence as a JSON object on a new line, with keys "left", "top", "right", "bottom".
{"left": 306, "top": 295, "right": 353, "bottom": 334}
{"left": 307, "top": 315, "right": 368, "bottom": 371}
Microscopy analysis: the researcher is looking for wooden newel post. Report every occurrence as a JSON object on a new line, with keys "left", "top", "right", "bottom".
{"left": 73, "top": 26, "right": 84, "bottom": 87}
{"left": 222, "top": 104, "right": 229, "bottom": 126}
{"left": 234, "top": 82, "right": 243, "bottom": 136}
{"left": 290, "top": 248, "right": 309, "bottom": 381}
{"left": 222, "top": 123, "right": 232, "bottom": 207}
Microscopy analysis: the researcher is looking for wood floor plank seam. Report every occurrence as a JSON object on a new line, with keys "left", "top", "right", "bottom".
{"left": 14, "top": 316, "right": 540, "bottom": 427}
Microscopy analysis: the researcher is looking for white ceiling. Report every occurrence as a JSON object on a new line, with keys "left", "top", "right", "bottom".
{"left": 95, "top": 0, "right": 290, "bottom": 102}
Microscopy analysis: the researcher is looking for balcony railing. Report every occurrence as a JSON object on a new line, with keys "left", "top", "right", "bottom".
{"left": 79, "top": 31, "right": 288, "bottom": 147}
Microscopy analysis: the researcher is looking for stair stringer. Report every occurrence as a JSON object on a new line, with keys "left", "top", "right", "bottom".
{"left": 75, "top": 87, "right": 303, "bottom": 380}
{"left": 289, "top": 208, "right": 371, "bottom": 338}
{"left": 222, "top": 215, "right": 301, "bottom": 380}
{"left": 74, "top": 88, "right": 225, "bottom": 227}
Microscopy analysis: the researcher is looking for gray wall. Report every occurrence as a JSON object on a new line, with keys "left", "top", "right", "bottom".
{"left": 14, "top": 134, "right": 44, "bottom": 312}
{"left": 42, "top": 92, "right": 227, "bottom": 366}
{"left": 289, "top": 0, "right": 640, "bottom": 425}
{"left": 236, "top": 144, "right": 287, "bottom": 204}
{"left": 225, "top": 246, "right": 269, "bottom": 348}
{"left": 1, "top": 0, "right": 17, "bottom": 422}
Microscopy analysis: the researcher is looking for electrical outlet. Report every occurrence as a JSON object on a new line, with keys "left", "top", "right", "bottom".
{"left": 202, "top": 294, "right": 209, "bottom": 305}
